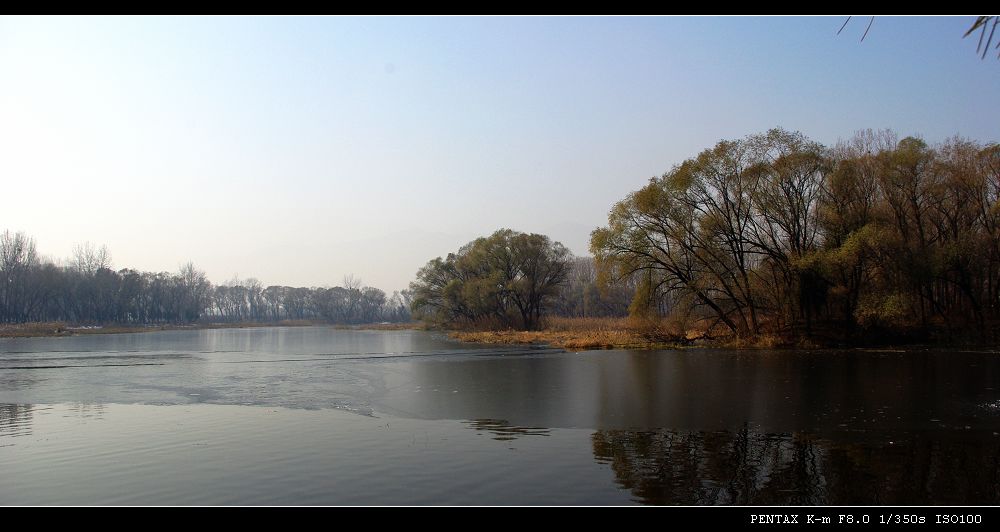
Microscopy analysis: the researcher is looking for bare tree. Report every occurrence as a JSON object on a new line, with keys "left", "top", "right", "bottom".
{"left": 71, "top": 242, "right": 112, "bottom": 276}
{"left": 0, "top": 230, "right": 39, "bottom": 323}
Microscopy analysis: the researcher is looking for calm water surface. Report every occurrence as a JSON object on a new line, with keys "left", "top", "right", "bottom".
{"left": 2, "top": 327, "right": 999, "bottom": 505}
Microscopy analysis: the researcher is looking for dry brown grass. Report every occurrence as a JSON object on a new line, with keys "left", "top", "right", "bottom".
{"left": 0, "top": 322, "right": 74, "bottom": 338}
{"left": 338, "top": 322, "right": 427, "bottom": 331}
{"left": 445, "top": 315, "right": 813, "bottom": 351}
{"left": 449, "top": 316, "right": 698, "bottom": 351}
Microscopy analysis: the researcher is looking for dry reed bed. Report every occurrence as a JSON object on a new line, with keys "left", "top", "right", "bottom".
{"left": 449, "top": 317, "right": 696, "bottom": 350}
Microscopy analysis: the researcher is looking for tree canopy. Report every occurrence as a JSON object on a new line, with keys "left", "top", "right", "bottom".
{"left": 591, "top": 128, "right": 1000, "bottom": 343}
{"left": 410, "top": 229, "right": 571, "bottom": 330}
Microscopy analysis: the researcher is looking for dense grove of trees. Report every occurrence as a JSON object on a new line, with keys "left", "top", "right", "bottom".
{"left": 410, "top": 229, "right": 572, "bottom": 330}
{"left": 592, "top": 128, "right": 1000, "bottom": 343}
{"left": 0, "top": 231, "right": 410, "bottom": 325}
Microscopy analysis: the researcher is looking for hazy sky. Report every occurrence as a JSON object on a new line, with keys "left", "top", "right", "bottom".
{"left": 1, "top": 16, "right": 997, "bottom": 293}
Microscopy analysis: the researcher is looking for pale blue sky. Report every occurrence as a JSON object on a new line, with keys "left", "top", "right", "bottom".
{"left": 1, "top": 16, "right": 997, "bottom": 293}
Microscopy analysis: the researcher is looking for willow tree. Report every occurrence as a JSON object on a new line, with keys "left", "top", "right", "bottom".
{"left": 410, "top": 229, "right": 571, "bottom": 330}
{"left": 591, "top": 128, "right": 830, "bottom": 337}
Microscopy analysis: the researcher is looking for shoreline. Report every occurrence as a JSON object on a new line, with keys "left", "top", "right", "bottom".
{"left": 449, "top": 329, "right": 1000, "bottom": 352}
{"left": 448, "top": 329, "right": 691, "bottom": 351}
{"left": 0, "top": 321, "right": 425, "bottom": 339}
{"left": 446, "top": 316, "right": 1000, "bottom": 352}
{"left": 4, "top": 320, "right": 996, "bottom": 352}
{"left": 448, "top": 317, "right": 750, "bottom": 351}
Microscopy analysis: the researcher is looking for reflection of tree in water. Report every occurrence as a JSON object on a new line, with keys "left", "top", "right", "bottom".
{"left": 593, "top": 426, "right": 1000, "bottom": 505}
{"left": 0, "top": 404, "right": 34, "bottom": 439}
{"left": 464, "top": 419, "right": 550, "bottom": 441}
{"left": 592, "top": 425, "right": 824, "bottom": 505}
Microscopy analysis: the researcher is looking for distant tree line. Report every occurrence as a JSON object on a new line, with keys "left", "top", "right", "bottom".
{"left": 205, "top": 273, "right": 410, "bottom": 324}
{"left": 0, "top": 232, "right": 411, "bottom": 325}
{"left": 592, "top": 128, "right": 1000, "bottom": 343}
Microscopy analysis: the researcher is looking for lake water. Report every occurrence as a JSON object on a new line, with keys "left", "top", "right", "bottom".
{"left": 2, "top": 327, "right": 999, "bottom": 505}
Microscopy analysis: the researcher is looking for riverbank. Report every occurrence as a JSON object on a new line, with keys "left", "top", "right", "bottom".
{"left": 448, "top": 317, "right": 710, "bottom": 351}
{"left": 7, "top": 318, "right": 988, "bottom": 351}
{"left": 448, "top": 317, "right": 1000, "bottom": 351}
{"left": 0, "top": 321, "right": 425, "bottom": 338}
